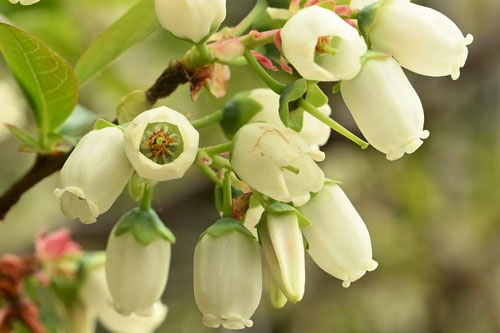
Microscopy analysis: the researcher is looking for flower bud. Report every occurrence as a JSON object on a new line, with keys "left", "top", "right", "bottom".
{"left": 281, "top": 6, "right": 367, "bottom": 81}
{"left": 194, "top": 218, "right": 261, "bottom": 330}
{"left": 258, "top": 203, "right": 307, "bottom": 303}
{"left": 155, "top": 0, "right": 226, "bottom": 44}
{"left": 341, "top": 55, "right": 429, "bottom": 161}
{"left": 231, "top": 122, "right": 325, "bottom": 206}
{"left": 124, "top": 106, "right": 199, "bottom": 181}
{"left": 359, "top": 0, "right": 473, "bottom": 80}
{"left": 54, "top": 127, "right": 134, "bottom": 224}
{"left": 105, "top": 208, "right": 175, "bottom": 316}
{"left": 298, "top": 181, "right": 378, "bottom": 288}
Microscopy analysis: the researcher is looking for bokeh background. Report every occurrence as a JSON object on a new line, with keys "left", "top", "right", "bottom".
{"left": 1, "top": 0, "right": 499, "bottom": 332}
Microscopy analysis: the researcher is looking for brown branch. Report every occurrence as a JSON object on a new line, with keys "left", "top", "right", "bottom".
{"left": 0, "top": 153, "right": 69, "bottom": 221}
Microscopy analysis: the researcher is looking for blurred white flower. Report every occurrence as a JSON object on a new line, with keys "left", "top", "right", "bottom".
{"left": 54, "top": 127, "right": 133, "bottom": 224}
{"left": 298, "top": 182, "right": 378, "bottom": 288}
{"left": 155, "top": 0, "right": 226, "bottom": 43}
{"left": 8, "top": 0, "right": 40, "bottom": 5}
{"left": 231, "top": 122, "right": 325, "bottom": 206}
{"left": 350, "top": 0, "right": 378, "bottom": 9}
{"left": 281, "top": 6, "right": 367, "bottom": 81}
{"left": 0, "top": 81, "right": 26, "bottom": 142}
{"left": 194, "top": 219, "right": 261, "bottom": 330}
{"left": 360, "top": 0, "right": 473, "bottom": 80}
{"left": 124, "top": 106, "right": 199, "bottom": 181}
{"left": 341, "top": 56, "right": 429, "bottom": 161}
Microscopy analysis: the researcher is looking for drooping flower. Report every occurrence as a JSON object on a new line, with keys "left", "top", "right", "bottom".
{"left": 281, "top": 5, "right": 367, "bottom": 81}
{"left": 194, "top": 218, "right": 262, "bottom": 330}
{"left": 105, "top": 208, "right": 175, "bottom": 316}
{"left": 155, "top": 0, "right": 226, "bottom": 43}
{"left": 359, "top": 0, "right": 473, "bottom": 80}
{"left": 54, "top": 127, "right": 134, "bottom": 224}
{"left": 298, "top": 181, "right": 378, "bottom": 288}
{"left": 231, "top": 122, "right": 325, "bottom": 206}
{"left": 124, "top": 106, "right": 199, "bottom": 181}
{"left": 341, "top": 55, "right": 429, "bottom": 161}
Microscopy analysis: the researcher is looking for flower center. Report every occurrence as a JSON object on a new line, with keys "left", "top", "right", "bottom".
{"left": 140, "top": 122, "right": 184, "bottom": 165}
{"left": 315, "top": 36, "right": 340, "bottom": 55}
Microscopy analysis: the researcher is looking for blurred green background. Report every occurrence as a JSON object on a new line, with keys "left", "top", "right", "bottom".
{"left": 1, "top": 0, "right": 499, "bottom": 332}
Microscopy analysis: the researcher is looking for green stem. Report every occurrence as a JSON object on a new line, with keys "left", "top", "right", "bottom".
{"left": 195, "top": 161, "right": 223, "bottom": 186}
{"left": 222, "top": 170, "right": 233, "bottom": 217}
{"left": 299, "top": 100, "right": 369, "bottom": 149}
{"left": 211, "top": 154, "right": 232, "bottom": 170}
{"left": 140, "top": 184, "right": 154, "bottom": 211}
{"left": 244, "top": 49, "right": 286, "bottom": 95}
{"left": 215, "top": 57, "right": 248, "bottom": 67}
{"left": 199, "top": 142, "right": 233, "bottom": 155}
{"left": 233, "top": 0, "right": 269, "bottom": 36}
{"left": 196, "top": 42, "right": 215, "bottom": 62}
{"left": 192, "top": 110, "right": 224, "bottom": 129}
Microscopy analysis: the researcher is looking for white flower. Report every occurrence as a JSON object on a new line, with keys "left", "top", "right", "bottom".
{"left": 247, "top": 89, "right": 331, "bottom": 149}
{"left": 194, "top": 219, "right": 261, "bottom": 330}
{"left": 105, "top": 211, "right": 172, "bottom": 316}
{"left": 0, "top": 81, "right": 26, "bottom": 142}
{"left": 80, "top": 263, "right": 167, "bottom": 333}
{"left": 258, "top": 210, "right": 305, "bottom": 303}
{"left": 54, "top": 127, "right": 133, "bottom": 224}
{"left": 341, "top": 55, "right": 429, "bottom": 161}
{"left": 124, "top": 106, "right": 199, "bottom": 181}
{"left": 8, "top": 0, "right": 39, "bottom": 5}
{"left": 281, "top": 6, "right": 367, "bottom": 81}
{"left": 242, "top": 195, "right": 264, "bottom": 238}
{"left": 231, "top": 122, "right": 325, "bottom": 206}
{"left": 360, "top": 0, "right": 473, "bottom": 80}
{"left": 155, "top": 0, "right": 226, "bottom": 43}
{"left": 298, "top": 182, "right": 378, "bottom": 288}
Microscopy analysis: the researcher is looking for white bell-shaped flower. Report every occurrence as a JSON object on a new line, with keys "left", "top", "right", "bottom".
{"left": 124, "top": 106, "right": 199, "bottom": 181}
{"left": 105, "top": 208, "right": 174, "bottom": 316}
{"left": 231, "top": 122, "right": 325, "bottom": 206}
{"left": 360, "top": 0, "right": 473, "bottom": 80}
{"left": 298, "top": 182, "right": 378, "bottom": 288}
{"left": 194, "top": 218, "right": 262, "bottom": 330}
{"left": 247, "top": 89, "right": 331, "bottom": 149}
{"left": 80, "top": 262, "right": 167, "bottom": 333}
{"left": 258, "top": 209, "right": 305, "bottom": 303}
{"left": 281, "top": 5, "right": 367, "bottom": 81}
{"left": 155, "top": 0, "right": 226, "bottom": 43}
{"left": 341, "top": 55, "right": 429, "bottom": 161}
{"left": 54, "top": 127, "right": 133, "bottom": 224}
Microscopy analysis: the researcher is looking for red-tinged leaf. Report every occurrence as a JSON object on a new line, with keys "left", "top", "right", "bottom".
{"left": 274, "top": 30, "right": 283, "bottom": 54}
{"left": 251, "top": 50, "right": 279, "bottom": 72}
{"left": 304, "top": 0, "right": 320, "bottom": 7}
{"left": 335, "top": 5, "right": 352, "bottom": 17}
{"left": 232, "top": 193, "right": 252, "bottom": 220}
{"left": 206, "top": 63, "right": 231, "bottom": 99}
{"left": 344, "top": 19, "right": 357, "bottom": 28}
{"left": 280, "top": 57, "right": 293, "bottom": 74}
{"left": 209, "top": 38, "right": 245, "bottom": 62}
{"left": 189, "top": 66, "right": 212, "bottom": 101}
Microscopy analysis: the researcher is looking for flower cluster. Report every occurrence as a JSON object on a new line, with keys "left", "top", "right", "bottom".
{"left": 48, "top": 0, "right": 471, "bottom": 331}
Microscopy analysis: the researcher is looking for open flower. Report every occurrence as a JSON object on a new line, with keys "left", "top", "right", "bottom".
{"left": 359, "top": 0, "right": 473, "bottom": 80}
{"left": 105, "top": 208, "right": 175, "bottom": 316}
{"left": 54, "top": 127, "right": 133, "bottom": 224}
{"left": 298, "top": 181, "right": 378, "bottom": 288}
{"left": 155, "top": 0, "right": 226, "bottom": 43}
{"left": 231, "top": 122, "right": 325, "bottom": 206}
{"left": 341, "top": 55, "right": 429, "bottom": 161}
{"left": 194, "top": 218, "right": 261, "bottom": 330}
{"left": 124, "top": 106, "right": 199, "bottom": 181}
{"left": 281, "top": 5, "right": 367, "bottom": 81}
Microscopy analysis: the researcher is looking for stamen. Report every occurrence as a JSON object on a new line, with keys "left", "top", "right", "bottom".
{"left": 140, "top": 122, "right": 184, "bottom": 165}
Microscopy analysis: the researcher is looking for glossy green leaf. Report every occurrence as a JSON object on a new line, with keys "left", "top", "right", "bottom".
{"left": 0, "top": 23, "right": 79, "bottom": 141}
{"left": 279, "top": 78, "right": 307, "bottom": 131}
{"left": 74, "top": 0, "right": 160, "bottom": 85}
{"left": 7, "top": 125, "right": 40, "bottom": 151}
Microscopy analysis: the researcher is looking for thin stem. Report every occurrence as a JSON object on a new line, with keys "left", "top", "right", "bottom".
{"left": 140, "top": 185, "right": 154, "bottom": 211}
{"left": 195, "top": 161, "right": 223, "bottom": 186}
{"left": 196, "top": 42, "right": 215, "bottom": 62}
{"left": 211, "top": 154, "right": 232, "bottom": 170}
{"left": 299, "top": 100, "right": 369, "bottom": 149}
{"left": 222, "top": 170, "right": 233, "bottom": 217}
{"left": 215, "top": 57, "right": 248, "bottom": 67}
{"left": 199, "top": 142, "right": 233, "bottom": 155}
{"left": 244, "top": 49, "right": 286, "bottom": 95}
{"left": 192, "top": 110, "right": 224, "bottom": 129}
{"left": 233, "top": 0, "right": 269, "bottom": 37}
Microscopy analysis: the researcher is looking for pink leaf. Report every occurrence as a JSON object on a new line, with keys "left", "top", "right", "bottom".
{"left": 251, "top": 50, "right": 279, "bottom": 72}
{"left": 280, "top": 57, "right": 293, "bottom": 74}
{"left": 35, "top": 229, "right": 82, "bottom": 261}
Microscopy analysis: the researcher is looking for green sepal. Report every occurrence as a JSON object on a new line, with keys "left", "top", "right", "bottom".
{"left": 220, "top": 91, "right": 263, "bottom": 139}
{"left": 200, "top": 217, "right": 256, "bottom": 240}
{"left": 116, "top": 90, "right": 153, "bottom": 124}
{"left": 115, "top": 207, "right": 176, "bottom": 245}
{"left": 279, "top": 79, "right": 308, "bottom": 132}
{"left": 332, "top": 82, "right": 341, "bottom": 94}
{"left": 93, "top": 118, "right": 119, "bottom": 131}
{"left": 358, "top": 0, "right": 386, "bottom": 45}
{"left": 360, "top": 50, "right": 392, "bottom": 65}
{"left": 258, "top": 201, "right": 312, "bottom": 228}
{"left": 302, "top": 233, "right": 310, "bottom": 250}
{"left": 305, "top": 82, "right": 329, "bottom": 107}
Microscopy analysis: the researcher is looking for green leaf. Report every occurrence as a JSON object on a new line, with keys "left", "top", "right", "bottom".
{"left": 93, "top": 118, "right": 118, "bottom": 130}
{"left": 305, "top": 82, "right": 328, "bottom": 107}
{"left": 0, "top": 23, "right": 79, "bottom": 142}
{"left": 7, "top": 124, "right": 40, "bottom": 150}
{"left": 74, "top": 0, "right": 160, "bottom": 86}
{"left": 115, "top": 208, "right": 176, "bottom": 245}
{"left": 220, "top": 91, "right": 263, "bottom": 140}
{"left": 200, "top": 217, "right": 256, "bottom": 240}
{"left": 279, "top": 79, "right": 307, "bottom": 131}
